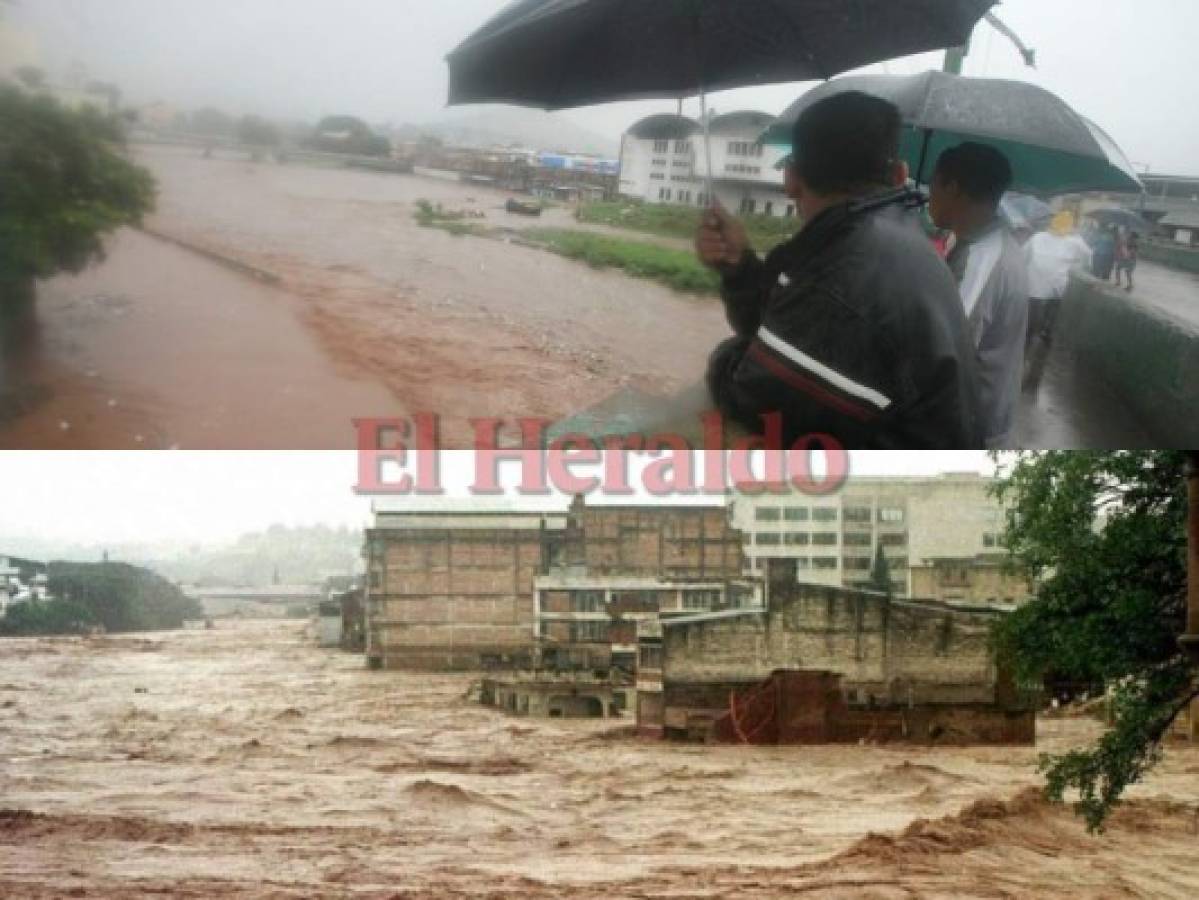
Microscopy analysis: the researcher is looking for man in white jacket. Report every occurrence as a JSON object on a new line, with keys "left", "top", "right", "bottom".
{"left": 929, "top": 143, "right": 1030, "bottom": 451}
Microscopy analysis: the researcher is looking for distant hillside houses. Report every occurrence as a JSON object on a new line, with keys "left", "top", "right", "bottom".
{"left": 619, "top": 111, "right": 793, "bottom": 218}
{"left": 0, "top": 554, "right": 53, "bottom": 616}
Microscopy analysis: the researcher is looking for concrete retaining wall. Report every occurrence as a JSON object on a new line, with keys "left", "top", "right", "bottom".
{"left": 1139, "top": 241, "right": 1199, "bottom": 274}
{"left": 1057, "top": 274, "right": 1199, "bottom": 446}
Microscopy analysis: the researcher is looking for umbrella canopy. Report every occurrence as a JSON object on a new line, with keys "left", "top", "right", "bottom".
{"left": 761, "top": 70, "right": 1144, "bottom": 196}
{"left": 446, "top": 0, "right": 996, "bottom": 109}
{"left": 1086, "top": 208, "right": 1152, "bottom": 233}
{"left": 999, "top": 192, "right": 1053, "bottom": 230}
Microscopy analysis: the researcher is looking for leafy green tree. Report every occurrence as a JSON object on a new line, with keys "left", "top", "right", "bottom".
{"left": 13, "top": 65, "right": 45, "bottom": 91}
{"left": 236, "top": 114, "right": 280, "bottom": 148}
{"left": 310, "top": 114, "right": 391, "bottom": 157}
{"left": 0, "top": 86, "right": 155, "bottom": 293}
{"left": 0, "top": 597, "right": 97, "bottom": 636}
{"left": 993, "top": 451, "right": 1198, "bottom": 831}
{"left": 869, "top": 543, "right": 892, "bottom": 596}
{"left": 186, "top": 106, "right": 236, "bottom": 138}
{"left": 46, "top": 561, "right": 203, "bottom": 632}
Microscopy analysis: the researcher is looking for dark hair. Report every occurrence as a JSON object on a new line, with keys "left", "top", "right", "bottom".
{"left": 933, "top": 142, "right": 1013, "bottom": 208}
{"left": 791, "top": 91, "right": 901, "bottom": 195}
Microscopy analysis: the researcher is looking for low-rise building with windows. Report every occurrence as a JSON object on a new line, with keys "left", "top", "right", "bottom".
{"left": 731, "top": 473, "right": 1009, "bottom": 598}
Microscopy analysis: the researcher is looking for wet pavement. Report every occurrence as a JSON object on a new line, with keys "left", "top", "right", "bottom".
{"left": 2, "top": 621, "right": 1198, "bottom": 898}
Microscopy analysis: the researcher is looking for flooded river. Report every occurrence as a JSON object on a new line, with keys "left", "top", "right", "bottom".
{"left": 3, "top": 621, "right": 1198, "bottom": 897}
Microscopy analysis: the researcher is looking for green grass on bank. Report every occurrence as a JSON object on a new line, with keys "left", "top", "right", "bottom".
{"left": 523, "top": 228, "right": 720, "bottom": 295}
{"left": 576, "top": 199, "right": 800, "bottom": 251}
{"left": 413, "top": 199, "right": 485, "bottom": 237}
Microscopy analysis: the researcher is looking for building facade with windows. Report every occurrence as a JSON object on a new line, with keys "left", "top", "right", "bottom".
{"left": 730, "top": 473, "right": 1010, "bottom": 598}
{"left": 618, "top": 111, "right": 792, "bottom": 217}
{"left": 364, "top": 497, "right": 754, "bottom": 671}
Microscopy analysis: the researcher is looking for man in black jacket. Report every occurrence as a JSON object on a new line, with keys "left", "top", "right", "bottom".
{"left": 696, "top": 92, "right": 982, "bottom": 449}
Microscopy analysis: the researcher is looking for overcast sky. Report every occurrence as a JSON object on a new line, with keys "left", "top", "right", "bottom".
{"left": 5, "top": 0, "right": 1197, "bottom": 175}
{"left": 0, "top": 451, "right": 995, "bottom": 546}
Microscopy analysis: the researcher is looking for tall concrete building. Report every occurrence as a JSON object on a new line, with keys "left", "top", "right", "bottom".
{"left": 730, "top": 473, "right": 1011, "bottom": 600}
{"left": 364, "top": 497, "right": 750, "bottom": 671}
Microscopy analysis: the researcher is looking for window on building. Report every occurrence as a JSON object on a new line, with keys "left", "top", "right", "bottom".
{"left": 813, "top": 508, "right": 838, "bottom": 522}
{"left": 764, "top": 201, "right": 774, "bottom": 216}
{"left": 755, "top": 507, "right": 782, "bottom": 522}
{"left": 888, "top": 556, "right": 909, "bottom": 570}
{"left": 812, "top": 532, "right": 838, "bottom": 546}
{"left": 639, "top": 644, "right": 663, "bottom": 669}
{"left": 571, "top": 620, "right": 609, "bottom": 643}
{"left": 570, "top": 591, "right": 605, "bottom": 613}
{"left": 683, "top": 589, "right": 721, "bottom": 610}
{"left": 369, "top": 570, "right": 381, "bottom": 589}
{"left": 983, "top": 533, "right": 999, "bottom": 548}
{"left": 785, "top": 204, "right": 795, "bottom": 217}
{"left": 879, "top": 507, "right": 905, "bottom": 524}
{"left": 813, "top": 557, "right": 838, "bottom": 570}
{"left": 843, "top": 532, "right": 872, "bottom": 547}
{"left": 653, "top": 139, "right": 669, "bottom": 153}
{"left": 739, "top": 197, "right": 756, "bottom": 215}
{"left": 784, "top": 533, "right": 810, "bottom": 546}
{"left": 664, "top": 189, "right": 672, "bottom": 201}
{"left": 696, "top": 192, "right": 707, "bottom": 207}
{"left": 844, "top": 557, "right": 871, "bottom": 571}
{"left": 879, "top": 533, "right": 907, "bottom": 547}
{"left": 756, "top": 533, "right": 782, "bottom": 546}
{"left": 674, "top": 140, "right": 692, "bottom": 154}
{"left": 794, "top": 557, "right": 811, "bottom": 570}
{"left": 843, "top": 506, "right": 872, "bottom": 523}
{"left": 784, "top": 507, "right": 809, "bottom": 522}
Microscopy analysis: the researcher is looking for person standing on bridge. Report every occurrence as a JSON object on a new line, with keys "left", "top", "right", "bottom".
{"left": 695, "top": 92, "right": 981, "bottom": 450}
{"left": 928, "top": 143, "right": 1030, "bottom": 451}
{"left": 1115, "top": 228, "right": 1139, "bottom": 292}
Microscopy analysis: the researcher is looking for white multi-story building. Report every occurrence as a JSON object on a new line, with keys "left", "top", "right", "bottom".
{"left": 0, "top": 554, "right": 52, "bottom": 616}
{"left": 618, "top": 111, "right": 793, "bottom": 218}
{"left": 730, "top": 473, "right": 1010, "bottom": 599}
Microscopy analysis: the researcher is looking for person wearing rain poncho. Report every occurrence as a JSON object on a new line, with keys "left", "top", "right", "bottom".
{"left": 1024, "top": 211, "right": 1093, "bottom": 347}
{"left": 928, "top": 143, "right": 1030, "bottom": 451}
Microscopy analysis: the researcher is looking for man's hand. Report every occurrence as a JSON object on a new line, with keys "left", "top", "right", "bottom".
{"left": 695, "top": 203, "right": 749, "bottom": 272}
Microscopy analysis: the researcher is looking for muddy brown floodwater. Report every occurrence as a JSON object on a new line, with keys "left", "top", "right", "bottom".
{"left": 3, "top": 621, "right": 1198, "bottom": 898}
{"left": 1, "top": 144, "right": 731, "bottom": 448}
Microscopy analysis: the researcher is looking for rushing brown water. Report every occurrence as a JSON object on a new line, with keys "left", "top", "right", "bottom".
{"left": 2, "top": 621, "right": 1197, "bottom": 897}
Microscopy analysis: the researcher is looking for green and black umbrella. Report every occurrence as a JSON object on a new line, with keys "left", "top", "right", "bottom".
{"left": 760, "top": 70, "right": 1143, "bottom": 196}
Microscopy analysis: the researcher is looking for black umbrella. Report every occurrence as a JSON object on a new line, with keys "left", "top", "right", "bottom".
{"left": 447, "top": 0, "right": 995, "bottom": 109}
{"left": 1086, "top": 208, "right": 1151, "bottom": 233}
{"left": 760, "top": 71, "right": 1144, "bottom": 195}
{"left": 447, "top": 0, "right": 996, "bottom": 195}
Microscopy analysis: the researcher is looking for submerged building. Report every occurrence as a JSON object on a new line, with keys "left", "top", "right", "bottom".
{"left": 364, "top": 497, "right": 753, "bottom": 671}
{"left": 636, "top": 575, "right": 1034, "bottom": 745}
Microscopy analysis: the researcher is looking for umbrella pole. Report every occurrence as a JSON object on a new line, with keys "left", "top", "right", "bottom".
{"left": 915, "top": 130, "right": 933, "bottom": 187}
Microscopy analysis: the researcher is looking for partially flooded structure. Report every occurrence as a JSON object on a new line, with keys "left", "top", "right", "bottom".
{"left": 364, "top": 497, "right": 754, "bottom": 677}
{"left": 637, "top": 576, "right": 1034, "bottom": 745}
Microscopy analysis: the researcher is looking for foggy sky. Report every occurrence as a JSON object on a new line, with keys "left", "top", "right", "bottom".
{"left": 0, "top": 452, "right": 994, "bottom": 546}
{"left": 6, "top": 0, "right": 1198, "bottom": 175}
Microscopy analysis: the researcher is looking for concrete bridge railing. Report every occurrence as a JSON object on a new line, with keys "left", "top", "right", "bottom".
{"left": 1058, "top": 273, "right": 1199, "bottom": 446}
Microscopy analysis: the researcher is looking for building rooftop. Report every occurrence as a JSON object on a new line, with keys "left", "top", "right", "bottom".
{"left": 625, "top": 114, "right": 701, "bottom": 141}
{"left": 1161, "top": 210, "right": 1199, "bottom": 229}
